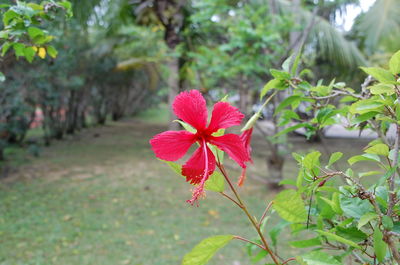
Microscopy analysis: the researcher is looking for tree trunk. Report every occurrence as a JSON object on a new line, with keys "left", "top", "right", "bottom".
{"left": 0, "top": 146, "right": 4, "bottom": 161}
{"left": 167, "top": 57, "right": 180, "bottom": 130}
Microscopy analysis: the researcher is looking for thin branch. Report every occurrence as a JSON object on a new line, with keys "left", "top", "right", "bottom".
{"left": 234, "top": 235, "right": 266, "bottom": 251}
{"left": 259, "top": 201, "right": 273, "bottom": 227}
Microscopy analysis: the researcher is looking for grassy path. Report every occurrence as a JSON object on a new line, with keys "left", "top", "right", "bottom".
{"left": 0, "top": 120, "right": 280, "bottom": 265}
{"left": 0, "top": 118, "right": 371, "bottom": 265}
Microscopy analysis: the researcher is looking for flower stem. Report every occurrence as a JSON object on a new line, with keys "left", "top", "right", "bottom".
{"left": 217, "top": 163, "right": 281, "bottom": 265}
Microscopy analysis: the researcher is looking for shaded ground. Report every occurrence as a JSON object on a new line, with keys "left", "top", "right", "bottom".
{"left": 0, "top": 116, "right": 373, "bottom": 265}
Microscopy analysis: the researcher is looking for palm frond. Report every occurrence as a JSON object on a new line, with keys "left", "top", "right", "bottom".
{"left": 354, "top": 0, "right": 400, "bottom": 53}
{"left": 277, "top": 0, "right": 368, "bottom": 68}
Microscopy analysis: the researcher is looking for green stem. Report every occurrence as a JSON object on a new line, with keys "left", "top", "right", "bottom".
{"left": 217, "top": 163, "right": 281, "bottom": 265}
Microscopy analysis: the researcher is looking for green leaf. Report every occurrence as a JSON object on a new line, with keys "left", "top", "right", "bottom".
{"left": 182, "top": 235, "right": 234, "bottom": 265}
{"left": 0, "top": 30, "right": 9, "bottom": 39}
{"left": 328, "top": 152, "right": 343, "bottom": 167}
{"left": 357, "top": 213, "right": 377, "bottom": 229}
{"left": 162, "top": 160, "right": 182, "bottom": 175}
{"left": 382, "top": 215, "right": 394, "bottom": 230}
{"left": 373, "top": 229, "right": 387, "bottom": 263}
{"left": 1, "top": 42, "right": 12, "bottom": 56}
{"left": 273, "top": 190, "right": 307, "bottom": 223}
{"left": 348, "top": 154, "right": 381, "bottom": 165}
{"left": 204, "top": 171, "right": 224, "bottom": 192}
{"left": 350, "top": 111, "right": 379, "bottom": 125}
{"left": 174, "top": 120, "right": 196, "bottom": 133}
{"left": 368, "top": 84, "right": 395, "bottom": 95}
{"left": 365, "top": 143, "right": 389, "bottom": 156}
{"left": 299, "top": 251, "right": 341, "bottom": 265}
{"left": 260, "top": 79, "right": 286, "bottom": 99}
{"left": 331, "top": 192, "right": 343, "bottom": 214}
{"left": 274, "top": 123, "right": 311, "bottom": 138}
{"left": 389, "top": 50, "right": 400, "bottom": 75}
{"left": 3, "top": 10, "right": 18, "bottom": 26}
{"left": 336, "top": 226, "right": 368, "bottom": 242}
{"left": 340, "top": 188, "right": 374, "bottom": 219}
{"left": 275, "top": 95, "right": 301, "bottom": 114}
{"left": 27, "top": 27, "right": 44, "bottom": 39}
{"left": 316, "top": 230, "right": 361, "bottom": 249}
{"left": 24, "top": 46, "right": 36, "bottom": 63}
{"left": 303, "top": 151, "right": 321, "bottom": 171}
{"left": 270, "top": 69, "right": 291, "bottom": 80}
{"left": 349, "top": 99, "right": 383, "bottom": 114}
{"left": 46, "top": 45, "right": 58, "bottom": 58}
{"left": 0, "top": 72, "right": 5, "bottom": 82}
{"left": 360, "top": 67, "right": 396, "bottom": 83}
{"left": 13, "top": 43, "right": 25, "bottom": 58}
{"left": 289, "top": 237, "right": 321, "bottom": 248}
{"left": 269, "top": 220, "right": 290, "bottom": 247}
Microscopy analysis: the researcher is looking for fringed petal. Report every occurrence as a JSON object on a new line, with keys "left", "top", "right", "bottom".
{"left": 172, "top": 90, "right": 208, "bottom": 130}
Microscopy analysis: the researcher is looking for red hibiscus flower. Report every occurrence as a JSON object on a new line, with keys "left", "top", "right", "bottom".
{"left": 150, "top": 90, "right": 249, "bottom": 204}
{"left": 238, "top": 128, "right": 253, "bottom": 187}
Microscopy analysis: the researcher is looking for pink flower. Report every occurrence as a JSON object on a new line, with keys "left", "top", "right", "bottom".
{"left": 150, "top": 90, "right": 249, "bottom": 204}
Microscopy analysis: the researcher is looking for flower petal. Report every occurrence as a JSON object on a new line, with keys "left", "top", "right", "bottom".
{"left": 209, "top": 134, "right": 249, "bottom": 168}
{"left": 173, "top": 90, "right": 208, "bottom": 130}
{"left": 150, "top": 130, "right": 196, "bottom": 161}
{"left": 207, "top": 102, "right": 244, "bottom": 133}
{"left": 240, "top": 128, "right": 254, "bottom": 163}
{"left": 182, "top": 143, "right": 216, "bottom": 185}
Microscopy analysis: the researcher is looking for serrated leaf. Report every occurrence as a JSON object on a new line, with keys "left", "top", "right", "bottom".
{"left": 373, "top": 229, "right": 387, "bottom": 263}
{"left": 328, "top": 152, "right": 343, "bottom": 167}
{"left": 299, "top": 251, "right": 341, "bottom": 265}
{"left": 273, "top": 190, "right": 307, "bottom": 223}
{"left": 182, "top": 235, "right": 234, "bottom": 265}
{"left": 316, "top": 230, "right": 361, "bottom": 249}
{"left": 360, "top": 67, "right": 395, "bottom": 83}
{"left": 389, "top": 50, "right": 400, "bottom": 75}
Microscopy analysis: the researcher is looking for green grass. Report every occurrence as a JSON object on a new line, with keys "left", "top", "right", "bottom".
{"left": 0, "top": 114, "right": 375, "bottom": 265}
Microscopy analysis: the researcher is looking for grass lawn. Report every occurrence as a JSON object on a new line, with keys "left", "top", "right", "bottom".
{"left": 0, "top": 113, "right": 374, "bottom": 265}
